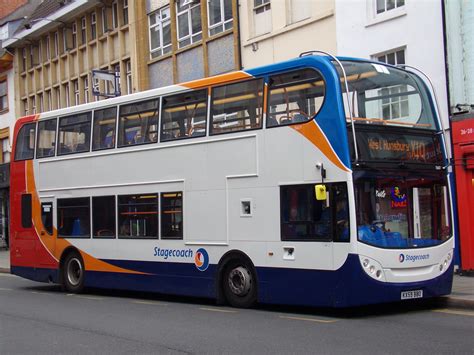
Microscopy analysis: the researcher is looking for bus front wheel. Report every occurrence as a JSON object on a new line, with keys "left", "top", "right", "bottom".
{"left": 222, "top": 259, "right": 257, "bottom": 308}
{"left": 62, "top": 252, "right": 85, "bottom": 293}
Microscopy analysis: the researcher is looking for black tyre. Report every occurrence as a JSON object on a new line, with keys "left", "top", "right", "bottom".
{"left": 222, "top": 259, "right": 257, "bottom": 308}
{"left": 62, "top": 252, "right": 85, "bottom": 293}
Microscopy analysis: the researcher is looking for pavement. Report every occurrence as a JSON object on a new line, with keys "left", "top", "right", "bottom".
{"left": 0, "top": 248, "right": 472, "bottom": 309}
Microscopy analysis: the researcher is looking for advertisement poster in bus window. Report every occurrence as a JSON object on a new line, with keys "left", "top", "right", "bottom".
{"left": 374, "top": 186, "right": 408, "bottom": 237}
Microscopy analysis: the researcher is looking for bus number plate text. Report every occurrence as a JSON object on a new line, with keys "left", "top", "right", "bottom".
{"left": 401, "top": 290, "right": 423, "bottom": 300}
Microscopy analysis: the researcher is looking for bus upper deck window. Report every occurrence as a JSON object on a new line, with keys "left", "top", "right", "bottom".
{"left": 14, "top": 123, "right": 36, "bottom": 161}
{"left": 267, "top": 69, "right": 325, "bottom": 128}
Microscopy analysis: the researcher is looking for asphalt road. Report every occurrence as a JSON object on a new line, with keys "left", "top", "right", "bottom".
{"left": 0, "top": 273, "right": 473, "bottom": 354}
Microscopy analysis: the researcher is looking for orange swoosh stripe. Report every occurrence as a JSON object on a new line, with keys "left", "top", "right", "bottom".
{"left": 182, "top": 71, "right": 252, "bottom": 89}
{"left": 292, "top": 121, "right": 350, "bottom": 172}
{"left": 26, "top": 161, "right": 146, "bottom": 275}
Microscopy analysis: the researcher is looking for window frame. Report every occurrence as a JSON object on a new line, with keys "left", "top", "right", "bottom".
{"left": 14, "top": 123, "right": 36, "bottom": 162}
{"left": 117, "top": 98, "right": 160, "bottom": 148}
{"left": 148, "top": 6, "right": 172, "bottom": 58}
{"left": 175, "top": 0, "right": 202, "bottom": 49}
{"left": 266, "top": 68, "right": 327, "bottom": 129}
{"left": 210, "top": 78, "right": 265, "bottom": 136}
{"left": 0, "top": 79, "right": 8, "bottom": 112}
{"left": 118, "top": 193, "right": 159, "bottom": 239}
{"left": 375, "top": 0, "right": 405, "bottom": 15}
{"left": 207, "top": 0, "right": 233, "bottom": 36}
{"left": 36, "top": 118, "right": 58, "bottom": 159}
{"left": 161, "top": 191, "right": 183, "bottom": 240}
{"left": 57, "top": 197, "right": 91, "bottom": 238}
{"left": 280, "top": 183, "right": 350, "bottom": 242}
{"left": 57, "top": 112, "right": 92, "bottom": 156}
{"left": 91, "top": 12, "right": 97, "bottom": 40}
{"left": 92, "top": 106, "right": 118, "bottom": 151}
{"left": 92, "top": 195, "right": 116, "bottom": 239}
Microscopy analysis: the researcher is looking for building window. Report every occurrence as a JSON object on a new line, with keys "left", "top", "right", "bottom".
{"left": 208, "top": 0, "right": 233, "bottom": 36}
{"left": 91, "top": 12, "right": 97, "bottom": 40}
{"left": 376, "top": 0, "right": 405, "bottom": 14}
{"left": 57, "top": 198, "right": 90, "bottom": 238}
{"left": 149, "top": 6, "right": 172, "bottom": 58}
{"left": 176, "top": 0, "right": 202, "bottom": 48}
{"left": 38, "top": 40, "right": 43, "bottom": 62}
{"left": 0, "top": 80, "right": 7, "bottom": 112}
{"left": 81, "top": 17, "right": 87, "bottom": 44}
{"left": 45, "top": 35, "right": 51, "bottom": 60}
{"left": 289, "top": 0, "right": 311, "bottom": 24}
{"left": 373, "top": 48, "right": 408, "bottom": 120}
{"left": 118, "top": 194, "right": 158, "bottom": 239}
{"left": 1, "top": 137, "right": 10, "bottom": 163}
{"left": 83, "top": 76, "right": 89, "bottom": 103}
{"left": 22, "top": 99, "right": 28, "bottom": 116}
{"left": 38, "top": 93, "right": 44, "bottom": 113}
{"left": 112, "top": 1, "right": 119, "bottom": 28}
{"left": 72, "top": 22, "right": 77, "bottom": 48}
{"left": 54, "top": 87, "right": 60, "bottom": 109}
{"left": 47, "top": 90, "right": 52, "bottom": 111}
{"left": 125, "top": 60, "right": 132, "bottom": 94}
{"left": 376, "top": 48, "right": 405, "bottom": 66}
{"left": 29, "top": 44, "right": 35, "bottom": 68}
{"left": 253, "top": 0, "right": 271, "bottom": 36}
{"left": 64, "top": 83, "right": 70, "bottom": 107}
{"left": 93, "top": 77, "right": 99, "bottom": 101}
{"left": 31, "top": 96, "right": 36, "bottom": 114}
{"left": 54, "top": 31, "right": 59, "bottom": 57}
{"left": 73, "top": 80, "right": 79, "bottom": 105}
{"left": 21, "top": 48, "right": 27, "bottom": 71}
{"left": 102, "top": 7, "right": 109, "bottom": 34}
{"left": 123, "top": 0, "right": 129, "bottom": 25}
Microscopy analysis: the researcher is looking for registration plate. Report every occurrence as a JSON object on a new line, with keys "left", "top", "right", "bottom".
{"left": 401, "top": 290, "right": 423, "bottom": 300}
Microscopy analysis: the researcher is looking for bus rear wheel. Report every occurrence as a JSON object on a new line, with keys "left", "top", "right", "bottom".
{"left": 62, "top": 252, "right": 85, "bottom": 293}
{"left": 222, "top": 259, "right": 257, "bottom": 308}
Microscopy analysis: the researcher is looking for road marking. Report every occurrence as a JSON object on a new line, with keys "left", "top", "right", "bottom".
{"left": 199, "top": 307, "right": 237, "bottom": 313}
{"left": 31, "top": 291, "right": 50, "bottom": 295}
{"left": 76, "top": 295, "right": 104, "bottom": 301}
{"left": 433, "top": 309, "right": 474, "bottom": 317}
{"left": 0, "top": 287, "right": 13, "bottom": 291}
{"left": 132, "top": 300, "right": 169, "bottom": 306}
{"left": 279, "top": 315, "right": 338, "bottom": 324}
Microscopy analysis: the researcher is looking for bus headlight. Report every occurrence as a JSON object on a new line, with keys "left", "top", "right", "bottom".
{"left": 439, "top": 251, "right": 453, "bottom": 274}
{"left": 359, "top": 255, "right": 386, "bottom": 281}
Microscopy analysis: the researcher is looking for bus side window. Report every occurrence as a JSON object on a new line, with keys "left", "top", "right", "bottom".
{"left": 118, "top": 99, "right": 159, "bottom": 147}
{"left": 58, "top": 113, "right": 92, "bottom": 155}
{"left": 210, "top": 78, "right": 264, "bottom": 134}
{"left": 92, "top": 107, "right": 117, "bottom": 150}
{"left": 21, "top": 194, "right": 32, "bottom": 228}
{"left": 14, "top": 123, "right": 36, "bottom": 161}
{"left": 161, "top": 89, "right": 208, "bottom": 141}
{"left": 332, "top": 183, "right": 349, "bottom": 242}
{"left": 267, "top": 69, "right": 325, "bottom": 128}
{"left": 37, "top": 119, "right": 57, "bottom": 158}
{"left": 41, "top": 202, "right": 53, "bottom": 235}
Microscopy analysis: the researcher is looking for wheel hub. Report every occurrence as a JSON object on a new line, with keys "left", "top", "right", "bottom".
{"left": 228, "top": 266, "right": 252, "bottom": 296}
{"left": 67, "top": 257, "right": 83, "bottom": 287}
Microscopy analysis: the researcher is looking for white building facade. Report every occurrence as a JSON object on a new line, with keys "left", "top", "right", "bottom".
{"left": 335, "top": 0, "right": 449, "bottom": 132}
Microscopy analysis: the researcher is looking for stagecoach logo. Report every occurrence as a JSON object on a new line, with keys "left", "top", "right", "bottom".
{"left": 399, "top": 253, "right": 430, "bottom": 263}
{"left": 194, "top": 248, "right": 210, "bottom": 272}
{"left": 153, "top": 247, "right": 209, "bottom": 272}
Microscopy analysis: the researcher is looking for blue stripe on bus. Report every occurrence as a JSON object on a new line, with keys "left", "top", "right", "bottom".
{"left": 11, "top": 254, "right": 453, "bottom": 308}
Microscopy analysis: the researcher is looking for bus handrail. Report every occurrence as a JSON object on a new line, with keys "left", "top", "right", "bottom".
{"left": 396, "top": 64, "right": 450, "bottom": 167}
{"left": 299, "top": 50, "right": 359, "bottom": 163}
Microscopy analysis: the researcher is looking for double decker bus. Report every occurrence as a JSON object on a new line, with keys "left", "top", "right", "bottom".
{"left": 10, "top": 53, "right": 453, "bottom": 308}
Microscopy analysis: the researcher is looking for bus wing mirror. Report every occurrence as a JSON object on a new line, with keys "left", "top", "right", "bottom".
{"left": 315, "top": 184, "right": 327, "bottom": 201}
